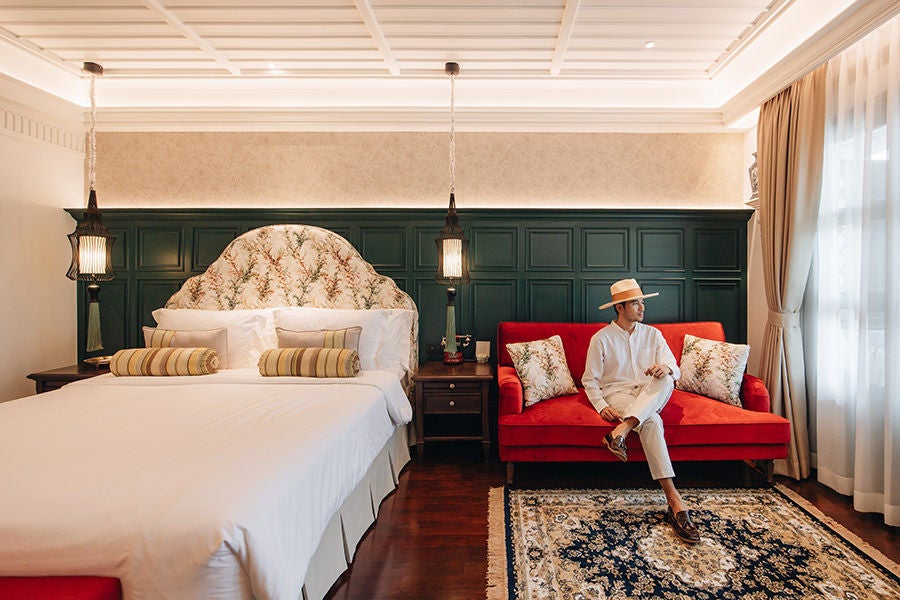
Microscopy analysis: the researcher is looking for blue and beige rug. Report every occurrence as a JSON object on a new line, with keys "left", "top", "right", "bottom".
{"left": 487, "top": 486, "right": 899, "bottom": 599}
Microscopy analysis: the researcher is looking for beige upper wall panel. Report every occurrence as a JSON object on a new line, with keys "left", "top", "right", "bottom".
{"left": 94, "top": 131, "right": 744, "bottom": 208}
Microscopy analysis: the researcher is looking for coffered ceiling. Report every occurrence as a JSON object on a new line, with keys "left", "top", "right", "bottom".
{"left": 0, "top": 0, "right": 896, "bottom": 131}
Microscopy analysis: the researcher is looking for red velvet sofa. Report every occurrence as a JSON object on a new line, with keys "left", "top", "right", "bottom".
{"left": 0, "top": 576, "right": 121, "bottom": 600}
{"left": 497, "top": 321, "right": 791, "bottom": 483}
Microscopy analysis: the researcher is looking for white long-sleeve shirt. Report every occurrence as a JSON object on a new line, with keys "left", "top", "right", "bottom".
{"left": 581, "top": 321, "right": 680, "bottom": 413}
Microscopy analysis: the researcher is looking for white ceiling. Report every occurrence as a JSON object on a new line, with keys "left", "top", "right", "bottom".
{"left": 1, "top": 0, "right": 897, "bottom": 131}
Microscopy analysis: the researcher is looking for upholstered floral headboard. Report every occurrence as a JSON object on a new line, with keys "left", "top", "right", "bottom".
{"left": 165, "top": 224, "right": 418, "bottom": 370}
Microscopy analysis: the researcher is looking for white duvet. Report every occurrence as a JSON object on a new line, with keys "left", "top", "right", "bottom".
{"left": 0, "top": 369, "right": 412, "bottom": 600}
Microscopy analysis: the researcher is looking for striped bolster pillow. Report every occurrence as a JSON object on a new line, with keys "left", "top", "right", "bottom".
{"left": 258, "top": 347, "right": 360, "bottom": 378}
{"left": 110, "top": 347, "right": 219, "bottom": 376}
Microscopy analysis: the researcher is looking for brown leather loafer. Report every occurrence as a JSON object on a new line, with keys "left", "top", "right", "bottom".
{"left": 603, "top": 432, "right": 628, "bottom": 462}
{"left": 665, "top": 507, "right": 700, "bottom": 543}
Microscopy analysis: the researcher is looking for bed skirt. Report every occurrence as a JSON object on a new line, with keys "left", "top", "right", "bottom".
{"left": 301, "top": 425, "right": 410, "bottom": 600}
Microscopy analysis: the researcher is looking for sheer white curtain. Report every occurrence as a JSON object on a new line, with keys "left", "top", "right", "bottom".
{"left": 811, "top": 16, "right": 899, "bottom": 526}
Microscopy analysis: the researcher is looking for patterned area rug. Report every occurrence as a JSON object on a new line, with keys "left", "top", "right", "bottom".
{"left": 487, "top": 486, "right": 899, "bottom": 599}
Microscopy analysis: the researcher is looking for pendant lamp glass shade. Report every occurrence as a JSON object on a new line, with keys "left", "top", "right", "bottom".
{"left": 67, "top": 62, "right": 115, "bottom": 353}
{"left": 435, "top": 193, "right": 469, "bottom": 286}
{"left": 67, "top": 189, "right": 115, "bottom": 283}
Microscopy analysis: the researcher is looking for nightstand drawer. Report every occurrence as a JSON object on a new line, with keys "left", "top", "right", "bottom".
{"left": 424, "top": 394, "right": 482, "bottom": 414}
{"left": 422, "top": 381, "right": 481, "bottom": 394}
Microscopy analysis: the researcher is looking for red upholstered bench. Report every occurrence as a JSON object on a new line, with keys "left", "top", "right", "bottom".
{"left": 0, "top": 577, "right": 122, "bottom": 600}
{"left": 497, "top": 321, "right": 791, "bottom": 483}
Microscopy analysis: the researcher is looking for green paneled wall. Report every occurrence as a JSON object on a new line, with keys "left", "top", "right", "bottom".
{"left": 67, "top": 208, "right": 752, "bottom": 364}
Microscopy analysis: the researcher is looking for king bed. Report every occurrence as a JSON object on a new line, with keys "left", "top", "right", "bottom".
{"left": 0, "top": 224, "right": 418, "bottom": 600}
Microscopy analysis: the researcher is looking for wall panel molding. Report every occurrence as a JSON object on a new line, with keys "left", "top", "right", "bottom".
{"left": 583, "top": 229, "right": 629, "bottom": 270}
{"left": 527, "top": 278, "right": 575, "bottom": 322}
{"left": 638, "top": 229, "right": 684, "bottom": 272}
{"left": 69, "top": 208, "right": 751, "bottom": 363}
{"left": 526, "top": 228, "right": 573, "bottom": 272}
{"left": 695, "top": 229, "right": 742, "bottom": 272}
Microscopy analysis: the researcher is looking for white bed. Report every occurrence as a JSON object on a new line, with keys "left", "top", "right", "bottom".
{"left": 0, "top": 224, "right": 418, "bottom": 600}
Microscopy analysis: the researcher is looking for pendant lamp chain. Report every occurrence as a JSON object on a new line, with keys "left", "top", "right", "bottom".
{"left": 88, "top": 70, "right": 97, "bottom": 192}
{"left": 449, "top": 67, "right": 456, "bottom": 195}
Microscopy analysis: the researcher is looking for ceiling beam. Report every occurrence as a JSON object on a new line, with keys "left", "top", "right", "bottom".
{"left": 142, "top": 0, "right": 241, "bottom": 76}
{"left": 550, "top": 0, "right": 582, "bottom": 76}
{"left": 354, "top": 0, "right": 400, "bottom": 76}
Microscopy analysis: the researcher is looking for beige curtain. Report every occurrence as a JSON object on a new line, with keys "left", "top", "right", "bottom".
{"left": 756, "top": 65, "right": 826, "bottom": 480}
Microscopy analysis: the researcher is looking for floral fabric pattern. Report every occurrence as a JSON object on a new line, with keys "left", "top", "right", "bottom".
{"left": 676, "top": 334, "right": 750, "bottom": 407}
{"left": 164, "top": 224, "right": 418, "bottom": 373}
{"left": 506, "top": 335, "right": 577, "bottom": 406}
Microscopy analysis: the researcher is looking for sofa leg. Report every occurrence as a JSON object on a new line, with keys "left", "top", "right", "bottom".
{"left": 506, "top": 462, "right": 515, "bottom": 485}
{"left": 743, "top": 459, "right": 776, "bottom": 487}
{"left": 763, "top": 459, "right": 774, "bottom": 484}
{"left": 742, "top": 462, "right": 753, "bottom": 487}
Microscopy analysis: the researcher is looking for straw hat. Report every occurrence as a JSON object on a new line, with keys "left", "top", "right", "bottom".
{"left": 598, "top": 278, "right": 659, "bottom": 310}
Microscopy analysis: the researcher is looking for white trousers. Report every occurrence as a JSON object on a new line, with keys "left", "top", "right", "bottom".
{"left": 605, "top": 376, "right": 675, "bottom": 480}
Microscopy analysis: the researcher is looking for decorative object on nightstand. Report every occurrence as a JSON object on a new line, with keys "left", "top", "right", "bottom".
{"left": 67, "top": 61, "right": 115, "bottom": 354}
{"left": 435, "top": 61, "right": 470, "bottom": 366}
{"left": 84, "top": 355, "right": 113, "bottom": 367}
{"left": 413, "top": 361, "right": 493, "bottom": 462}
{"left": 27, "top": 363, "right": 109, "bottom": 394}
{"left": 475, "top": 340, "right": 491, "bottom": 363}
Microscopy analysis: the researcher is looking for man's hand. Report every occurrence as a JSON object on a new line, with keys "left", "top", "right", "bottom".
{"left": 600, "top": 406, "right": 623, "bottom": 422}
{"left": 645, "top": 363, "right": 672, "bottom": 379}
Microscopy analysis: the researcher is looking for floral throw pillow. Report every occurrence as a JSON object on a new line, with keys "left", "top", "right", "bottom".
{"left": 676, "top": 334, "right": 751, "bottom": 407}
{"left": 506, "top": 335, "right": 578, "bottom": 406}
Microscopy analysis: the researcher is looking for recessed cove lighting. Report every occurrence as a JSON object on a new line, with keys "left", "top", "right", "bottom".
{"left": 644, "top": 41, "right": 656, "bottom": 49}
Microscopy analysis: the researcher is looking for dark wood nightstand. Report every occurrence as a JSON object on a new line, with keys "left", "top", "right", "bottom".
{"left": 413, "top": 361, "right": 493, "bottom": 462}
{"left": 27, "top": 364, "right": 110, "bottom": 394}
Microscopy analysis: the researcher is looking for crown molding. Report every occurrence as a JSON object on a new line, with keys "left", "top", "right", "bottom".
{"left": 94, "top": 106, "right": 733, "bottom": 133}
{"left": 0, "top": 104, "right": 84, "bottom": 153}
{"left": 707, "top": 0, "right": 796, "bottom": 79}
{"left": 0, "top": 74, "right": 83, "bottom": 153}
{"left": 722, "top": 0, "right": 899, "bottom": 124}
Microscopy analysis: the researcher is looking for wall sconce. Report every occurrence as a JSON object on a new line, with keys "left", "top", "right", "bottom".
{"left": 67, "top": 62, "right": 115, "bottom": 354}
{"left": 435, "top": 61, "right": 470, "bottom": 365}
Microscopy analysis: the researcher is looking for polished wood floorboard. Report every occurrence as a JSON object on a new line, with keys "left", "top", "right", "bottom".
{"left": 325, "top": 443, "right": 899, "bottom": 599}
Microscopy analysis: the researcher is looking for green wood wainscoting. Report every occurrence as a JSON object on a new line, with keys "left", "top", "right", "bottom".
{"left": 65, "top": 208, "right": 752, "bottom": 365}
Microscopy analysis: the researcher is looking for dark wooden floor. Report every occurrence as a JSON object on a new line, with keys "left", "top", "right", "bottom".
{"left": 324, "top": 443, "right": 899, "bottom": 599}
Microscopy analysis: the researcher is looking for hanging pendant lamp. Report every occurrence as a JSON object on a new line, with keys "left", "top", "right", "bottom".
{"left": 435, "top": 62, "right": 469, "bottom": 365}
{"left": 67, "top": 62, "right": 115, "bottom": 353}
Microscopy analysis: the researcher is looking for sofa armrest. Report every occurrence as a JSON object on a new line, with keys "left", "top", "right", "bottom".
{"left": 740, "top": 374, "right": 771, "bottom": 413}
{"left": 498, "top": 365, "right": 524, "bottom": 416}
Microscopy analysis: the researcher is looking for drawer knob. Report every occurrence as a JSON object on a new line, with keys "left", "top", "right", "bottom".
{"left": 449, "top": 383, "right": 456, "bottom": 389}
{"left": 449, "top": 400, "right": 455, "bottom": 407}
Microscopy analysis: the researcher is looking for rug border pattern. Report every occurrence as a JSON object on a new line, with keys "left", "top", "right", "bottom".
{"left": 486, "top": 484, "right": 899, "bottom": 600}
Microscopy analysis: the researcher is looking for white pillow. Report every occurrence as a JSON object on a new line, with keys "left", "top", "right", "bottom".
{"left": 375, "top": 309, "right": 416, "bottom": 373}
{"left": 273, "top": 307, "right": 415, "bottom": 373}
{"left": 151, "top": 308, "right": 276, "bottom": 369}
{"left": 675, "top": 334, "right": 751, "bottom": 407}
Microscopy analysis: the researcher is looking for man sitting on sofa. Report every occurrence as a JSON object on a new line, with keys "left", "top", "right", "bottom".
{"left": 582, "top": 278, "right": 700, "bottom": 544}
